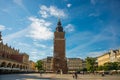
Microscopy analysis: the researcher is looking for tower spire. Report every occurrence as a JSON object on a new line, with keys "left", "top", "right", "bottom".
{"left": 56, "top": 18, "right": 63, "bottom": 32}
{"left": 57, "top": 18, "right": 61, "bottom": 25}
{"left": 0, "top": 32, "right": 3, "bottom": 43}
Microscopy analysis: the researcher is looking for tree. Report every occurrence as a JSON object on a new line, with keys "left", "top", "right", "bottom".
{"left": 103, "top": 62, "right": 111, "bottom": 71}
{"left": 35, "top": 60, "right": 43, "bottom": 71}
{"left": 82, "top": 68, "right": 87, "bottom": 72}
{"left": 85, "top": 57, "right": 97, "bottom": 73}
{"left": 118, "top": 63, "right": 120, "bottom": 70}
{"left": 97, "top": 65, "right": 104, "bottom": 71}
{"left": 112, "top": 62, "right": 119, "bottom": 70}
{"left": 103, "top": 62, "right": 119, "bottom": 71}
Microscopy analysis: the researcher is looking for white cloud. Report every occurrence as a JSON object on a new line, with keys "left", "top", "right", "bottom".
{"left": 13, "top": 0, "right": 24, "bottom": 8}
{"left": 13, "top": 0, "right": 30, "bottom": 14}
{"left": 15, "top": 42, "right": 47, "bottom": 61}
{"left": 67, "top": 24, "right": 120, "bottom": 56}
{"left": 7, "top": 28, "right": 12, "bottom": 30}
{"left": 90, "top": 0, "right": 96, "bottom": 5}
{"left": 38, "top": 44, "right": 46, "bottom": 48}
{"left": 2, "top": 8, "right": 10, "bottom": 13}
{"left": 67, "top": 27, "right": 114, "bottom": 54}
{"left": 39, "top": 5, "right": 66, "bottom": 18}
{"left": 65, "top": 24, "right": 75, "bottom": 32}
{"left": 0, "top": 24, "right": 12, "bottom": 31}
{"left": 17, "top": 42, "right": 30, "bottom": 48}
{"left": 28, "top": 46, "right": 53, "bottom": 61}
{"left": 2, "top": 16, "right": 54, "bottom": 61}
{"left": 0, "top": 25, "right": 6, "bottom": 31}
{"left": 39, "top": 5, "right": 49, "bottom": 18}
{"left": 50, "top": 46, "right": 53, "bottom": 50}
{"left": 33, "top": 42, "right": 46, "bottom": 48}
{"left": 64, "top": 0, "right": 68, "bottom": 1}
{"left": 18, "top": 42, "right": 53, "bottom": 61}
{"left": 3, "top": 28, "right": 27, "bottom": 43}
{"left": 87, "top": 50, "right": 106, "bottom": 57}
{"left": 89, "top": 13, "right": 99, "bottom": 17}
{"left": 27, "top": 16, "right": 53, "bottom": 40}
{"left": 67, "top": 31, "right": 93, "bottom": 46}
{"left": 67, "top": 3, "right": 72, "bottom": 8}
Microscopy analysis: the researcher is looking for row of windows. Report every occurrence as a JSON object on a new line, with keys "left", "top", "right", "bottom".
{"left": 68, "top": 64, "right": 82, "bottom": 66}
{"left": 0, "top": 53, "right": 10, "bottom": 58}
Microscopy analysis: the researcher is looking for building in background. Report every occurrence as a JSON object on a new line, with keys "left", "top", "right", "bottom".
{"left": 42, "top": 57, "right": 86, "bottom": 73}
{"left": 0, "top": 32, "right": 29, "bottom": 73}
{"left": 42, "top": 57, "right": 53, "bottom": 73}
{"left": 67, "top": 58, "right": 86, "bottom": 72}
{"left": 28, "top": 60, "right": 37, "bottom": 72}
{"left": 97, "top": 53, "right": 110, "bottom": 66}
{"left": 109, "top": 49, "right": 120, "bottom": 62}
{"left": 97, "top": 49, "right": 120, "bottom": 66}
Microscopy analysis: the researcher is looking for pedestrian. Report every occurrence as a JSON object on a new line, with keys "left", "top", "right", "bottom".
{"left": 72, "top": 73, "right": 74, "bottom": 79}
{"left": 101, "top": 72, "right": 104, "bottom": 77}
{"left": 74, "top": 72, "right": 78, "bottom": 80}
{"left": 40, "top": 71, "right": 42, "bottom": 77}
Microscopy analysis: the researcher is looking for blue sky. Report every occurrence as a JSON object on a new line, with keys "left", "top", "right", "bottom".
{"left": 0, "top": 0, "right": 120, "bottom": 61}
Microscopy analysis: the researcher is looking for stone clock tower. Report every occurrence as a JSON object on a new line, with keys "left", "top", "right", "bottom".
{"left": 53, "top": 19, "right": 68, "bottom": 74}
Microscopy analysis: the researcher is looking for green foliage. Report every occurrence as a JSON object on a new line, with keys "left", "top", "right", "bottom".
{"left": 103, "top": 62, "right": 119, "bottom": 71}
{"left": 85, "top": 57, "right": 96, "bottom": 72}
{"left": 35, "top": 60, "right": 43, "bottom": 71}
{"left": 118, "top": 62, "right": 120, "bottom": 69}
{"left": 77, "top": 68, "right": 87, "bottom": 72}
{"left": 97, "top": 65, "right": 104, "bottom": 71}
{"left": 82, "top": 68, "right": 87, "bottom": 71}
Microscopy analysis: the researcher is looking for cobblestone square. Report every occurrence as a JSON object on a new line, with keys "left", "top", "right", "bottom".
{"left": 0, "top": 73, "right": 120, "bottom": 80}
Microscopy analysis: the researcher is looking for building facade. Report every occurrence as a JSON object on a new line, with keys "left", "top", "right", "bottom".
{"left": 97, "top": 49, "right": 120, "bottom": 66}
{"left": 53, "top": 19, "right": 68, "bottom": 73}
{"left": 97, "top": 53, "right": 110, "bottom": 66}
{"left": 67, "top": 58, "right": 85, "bottom": 72}
{"left": 0, "top": 32, "right": 29, "bottom": 73}
{"left": 28, "top": 60, "right": 37, "bottom": 72}
{"left": 42, "top": 57, "right": 53, "bottom": 72}
{"left": 42, "top": 57, "right": 86, "bottom": 73}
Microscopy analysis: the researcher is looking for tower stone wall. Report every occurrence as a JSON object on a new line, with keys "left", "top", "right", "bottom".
{"left": 53, "top": 19, "right": 68, "bottom": 74}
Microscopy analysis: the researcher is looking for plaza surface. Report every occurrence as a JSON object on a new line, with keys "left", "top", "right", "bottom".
{"left": 0, "top": 73, "right": 120, "bottom": 80}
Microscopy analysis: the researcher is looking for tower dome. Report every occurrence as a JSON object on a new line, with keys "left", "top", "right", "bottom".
{"left": 56, "top": 19, "right": 63, "bottom": 32}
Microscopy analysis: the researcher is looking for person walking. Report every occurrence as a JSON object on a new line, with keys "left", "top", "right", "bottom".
{"left": 74, "top": 72, "right": 78, "bottom": 80}
{"left": 40, "top": 71, "right": 42, "bottom": 77}
{"left": 72, "top": 73, "right": 75, "bottom": 79}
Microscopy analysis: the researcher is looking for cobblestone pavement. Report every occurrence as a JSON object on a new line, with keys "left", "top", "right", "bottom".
{"left": 0, "top": 73, "right": 120, "bottom": 80}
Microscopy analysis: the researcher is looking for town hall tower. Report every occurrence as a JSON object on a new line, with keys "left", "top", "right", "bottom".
{"left": 53, "top": 19, "right": 68, "bottom": 74}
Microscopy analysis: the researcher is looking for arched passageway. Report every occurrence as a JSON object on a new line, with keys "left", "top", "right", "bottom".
{"left": 12, "top": 64, "right": 16, "bottom": 68}
{"left": 7, "top": 63, "right": 12, "bottom": 68}
{"left": 20, "top": 65, "right": 22, "bottom": 69}
{"left": 1, "top": 62, "right": 6, "bottom": 67}
{"left": 16, "top": 64, "right": 19, "bottom": 68}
